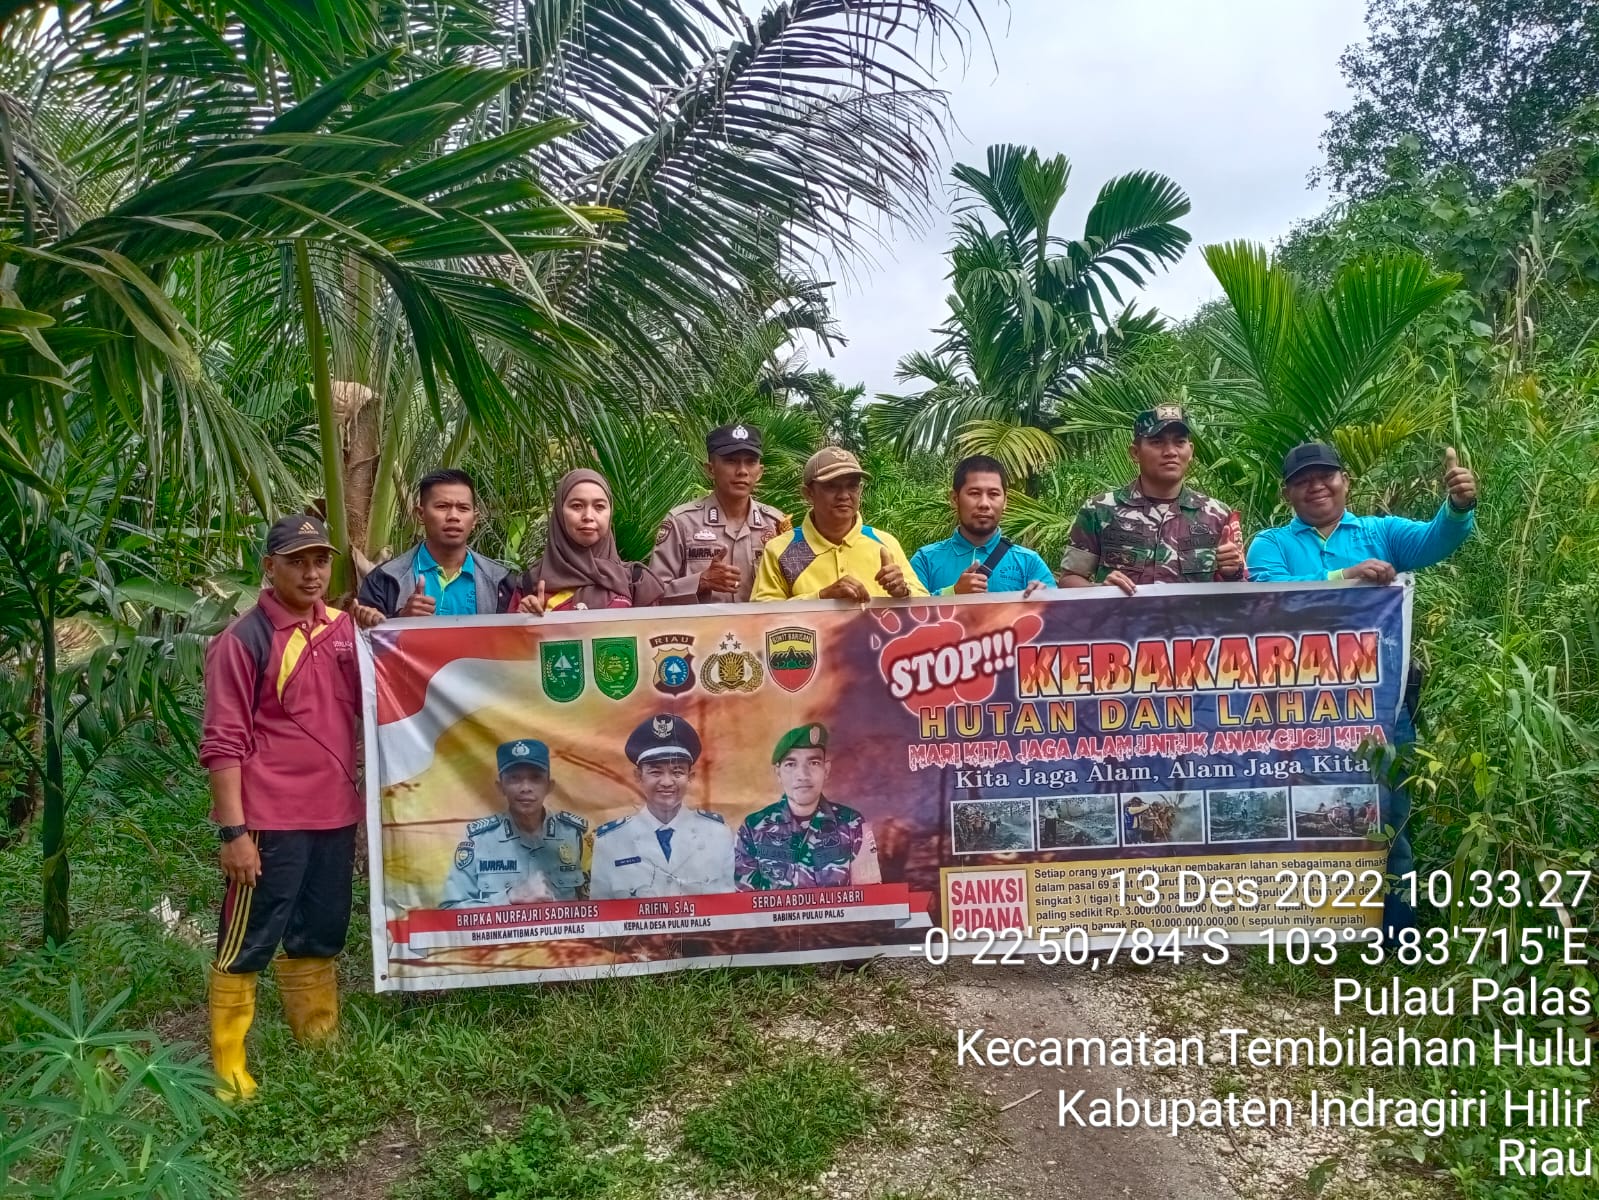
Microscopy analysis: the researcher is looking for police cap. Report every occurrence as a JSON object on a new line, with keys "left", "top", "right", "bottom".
{"left": 1132, "top": 404, "right": 1190, "bottom": 439}
{"left": 626, "top": 713, "right": 701, "bottom": 766}
{"left": 706, "top": 422, "right": 763, "bottom": 460}
{"left": 771, "top": 722, "right": 829, "bottom": 764}
{"left": 497, "top": 739, "right": 550, "bottom": 775}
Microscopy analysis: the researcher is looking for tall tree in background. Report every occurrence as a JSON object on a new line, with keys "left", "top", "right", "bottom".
{"left": 1319, "top": 0, "right": 1599, "bottom": 197}
{"left": 876, "top": 144, "right": 1189, "bottom": 490}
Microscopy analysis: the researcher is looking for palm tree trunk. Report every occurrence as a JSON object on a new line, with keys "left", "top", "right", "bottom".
{"left": 38, "top": 608, "right": 69, "bottom": 944}
{"left": 294, "top": 240, "right": 351, "bottom": 595}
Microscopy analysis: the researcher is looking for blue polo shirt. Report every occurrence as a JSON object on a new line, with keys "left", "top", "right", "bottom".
{"left": 910, "top": 528, "right": 1055, "bottom": 595}
{"left": 1246, "top": 503, "right": 1475, "bottom": 582}
{"left": 414, "top": 542, "right": 479, "bottom": 615}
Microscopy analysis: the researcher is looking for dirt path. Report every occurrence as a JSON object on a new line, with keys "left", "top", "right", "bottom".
{"left": 941, "top": 960, "right": 1236, "bottom": 1200}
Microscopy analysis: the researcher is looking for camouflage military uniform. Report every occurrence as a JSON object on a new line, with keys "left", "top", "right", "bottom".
{"left": 1059, "top": 482, "right": 1239, "bottom": 585}
{"left": 439, "top": 810, "right": 588, "bottom": 907}
{"left": 734, "top": 798, "right": 881, "bottom": 890}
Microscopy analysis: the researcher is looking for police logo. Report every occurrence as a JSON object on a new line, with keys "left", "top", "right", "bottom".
{"left": 453, "top": 841, "right": 474, "bottom": 870}
{"left": 655, "top": 522, "right": 670, "bottom": 545}
{"left": 649, "top": 634, "right": 696, "bottom": 696}
{"left": 733, "top": 424, "right": 749, "bottom": 439}
{"left": 701, "top": 632, "right": 762, "bottom": 694}
{"left": 512, "top": 741, "right": 530, "bottom": 757}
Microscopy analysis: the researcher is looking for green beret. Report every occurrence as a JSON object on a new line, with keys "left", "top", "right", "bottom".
{"left": 771, "top": 722, "right": 828, "bottom": 764}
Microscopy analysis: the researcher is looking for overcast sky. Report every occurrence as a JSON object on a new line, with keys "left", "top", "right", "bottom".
{"left": 797, "top": 0, "right": 1369, "bottom": 396}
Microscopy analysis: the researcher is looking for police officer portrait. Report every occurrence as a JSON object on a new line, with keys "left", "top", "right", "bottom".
{"left": 439, "top": 739, "right": 588, "bottom": 907}
{"left": 590, "top": 714, "right": 736, "bottom": 899}
{"left": 735, "top": 723, "right": 883, "bottom": 890}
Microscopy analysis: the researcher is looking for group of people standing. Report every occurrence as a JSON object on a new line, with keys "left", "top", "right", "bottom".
{"left": 343, "top": 403, "right": 1479, "bottom": 628}
{"left": 197, "top": 401, "right": 1480, "bottom": 1102}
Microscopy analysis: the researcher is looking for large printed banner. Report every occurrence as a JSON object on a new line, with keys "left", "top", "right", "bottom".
{"left": 363, "top": 580, "right": 1411, "bottom": 991}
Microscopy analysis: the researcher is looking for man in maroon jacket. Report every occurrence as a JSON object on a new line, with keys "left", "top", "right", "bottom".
{"left": 199, "top": 514, "right": 366, "bottom": 1101}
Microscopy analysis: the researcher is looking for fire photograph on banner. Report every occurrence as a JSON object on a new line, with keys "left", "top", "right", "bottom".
{"left": 1120, "top": 790, "right": 1205, "bottom": 847}
{"left": 950, "top": 798, "right": 1036, "bottom": 855}
{"left": 1204, "top": 787, "right": 1292, "bottom": 843}
{"left": 1035, "top": 794, "right": 1119, "bottom": 849}
{"left": 1291, "top": 784, "right": 1382, "bottom": 839}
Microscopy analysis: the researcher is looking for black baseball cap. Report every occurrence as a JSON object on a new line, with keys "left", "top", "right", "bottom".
{"left": 265, "top": 514, "right": 337, "bottom": 556}
{"left": 1281, "top": 442, "right": 1345, "bottom": 482}
{"left": 706, "top": 422, "right": 763, "bottom": 459}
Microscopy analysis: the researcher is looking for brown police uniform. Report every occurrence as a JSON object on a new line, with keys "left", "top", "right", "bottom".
{"left": 650, "top": 422, "right": 790, "bottom": 604}
{"left": 653, "top": 497, "right": 791, "bottom": 604}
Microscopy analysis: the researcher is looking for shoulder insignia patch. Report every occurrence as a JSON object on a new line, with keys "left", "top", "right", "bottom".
{"left": 556, "top": 810, "right": 588, "bottom": 832}
{"left": 595, "top": 817, "right": 627, "bottom": 838}
{"left": 694, "top": 809, "right": 726, "bottom": 824}
{"left": 466, "top": 815, "right": 501, "bottom": 836}
{"left": 655, "top": 521, "right": 671, "bottom": 545}
{"left": 453, "top": 840, "right": 474, "bottom": 870}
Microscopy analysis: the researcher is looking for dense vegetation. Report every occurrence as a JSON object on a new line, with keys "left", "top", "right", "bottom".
{"left": 2, "top": 0, "right": 1596, "bottom": 1197}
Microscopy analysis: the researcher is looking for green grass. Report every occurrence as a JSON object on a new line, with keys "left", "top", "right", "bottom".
{"left": 3, "top": 771, "right": 942, "bottom": 1194}
{"left": 0, "top": 772, "right": 218, "bottom": 1044}
{"left": 679, "top": 1052, "right": 887, "bottom": 1183}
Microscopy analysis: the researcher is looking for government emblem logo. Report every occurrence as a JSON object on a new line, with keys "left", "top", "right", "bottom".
{"left": 453, "top": 841, "right": 474, "bottom": 870}
{"left": 540, "top": 640, "right": 584, "bottom": 703}
{"left": 650, "top": 634, "right": 696, "bottom": 696}
{"left": 701, "top": 632, "right": 763, "bottom": 694}
{"left": 766, "top": 626, "right": 817, "bottom": 693}
{"left": 593, "top": 636, "right": 639, "bottom": 700}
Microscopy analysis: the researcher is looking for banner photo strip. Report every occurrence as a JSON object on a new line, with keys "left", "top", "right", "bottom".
{"left": 363, "top": 580, "right": 1411, "bottom": 991}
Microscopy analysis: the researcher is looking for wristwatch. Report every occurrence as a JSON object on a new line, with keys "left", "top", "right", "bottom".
{"left": 217, "top": 824, "right": 249, "bottom": 843}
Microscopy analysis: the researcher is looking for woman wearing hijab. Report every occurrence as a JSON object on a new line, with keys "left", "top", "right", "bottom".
{"left": 517, "top": 469, "right": 664, "bottom": 612}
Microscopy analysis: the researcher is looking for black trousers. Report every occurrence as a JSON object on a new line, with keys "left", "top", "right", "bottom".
{"left": 215, "top": 826, "right": 357, "bottom": 974}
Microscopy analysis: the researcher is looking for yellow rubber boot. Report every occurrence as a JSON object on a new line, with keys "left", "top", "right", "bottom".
{"left": 208, "top": 965, "right": 260, "bottom": 1102}
{"left": 275, "top": 956, "right": 339, "bottom": 1043}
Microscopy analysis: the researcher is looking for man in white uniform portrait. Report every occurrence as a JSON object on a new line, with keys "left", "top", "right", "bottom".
{"left": 590, "top": 713, "right": 735, "bottom": 899}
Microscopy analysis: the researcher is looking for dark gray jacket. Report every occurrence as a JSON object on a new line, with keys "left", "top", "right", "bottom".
{"left": 357, "top": 543, "right": 516, "bottom": 617}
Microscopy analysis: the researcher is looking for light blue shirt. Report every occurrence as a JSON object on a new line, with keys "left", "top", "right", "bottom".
{"left": 1246, "top": 503, "right": 1475, "bottom": 582}
{"left": 414, "top": 542, "right": 479, "bottom": 616}
{"left": 910, "top": 528, "right": 1055, "bottom": 595}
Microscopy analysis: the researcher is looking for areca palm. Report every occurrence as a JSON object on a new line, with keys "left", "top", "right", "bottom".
{"left": 1195, "top": 240, "right": 1461, "bottom": 516}
{"left": 876, "top": 144, "right": 1191, "bottom": 489}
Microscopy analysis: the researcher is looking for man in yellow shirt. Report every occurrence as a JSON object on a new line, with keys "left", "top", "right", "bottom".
{"left": 752, "top": 448, "right": 926, "bottom": 601}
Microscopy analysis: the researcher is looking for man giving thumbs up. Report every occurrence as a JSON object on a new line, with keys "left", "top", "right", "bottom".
{"left": 1244, "top": 441, "right": 1478, "bottom": 584}
{"left": 751, "top": 447, "right": 926, "bottom": 602}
